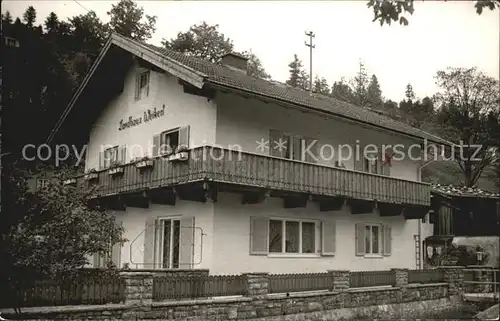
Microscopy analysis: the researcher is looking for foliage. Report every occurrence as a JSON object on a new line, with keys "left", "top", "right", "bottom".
{"left": 366, "top": 74, "right": 383, "bottom": 107}
{"left": 330, "top": 78, "right": 356, "bottom": 104}
{"left": 286, "top": 54, "right": 309, "bottom": 90}
{"left": 1, "top": 162, "right": 125, "bottom": 312}
{"left": 22, "top": 6, "right": 37, "bottom": 28}
{"left": 107, "top": 0, "right": 157, "bottom": 41}
{"left": 433, "top": 67, "right": 500, "bottom": 187}
{"left": 367, "top": 0, "right": 500, "bottom": 26}
{"left": 314, "top": 76, "right": 330, "bottom": 95}
{"left": 242, "top": 50, "right": 271, "bottom": 80}
{"left": 350, "top": 60, "right": 370, "bottom": 107}
{"left": 163, "top": 22, "right": 233, "bottom": 63}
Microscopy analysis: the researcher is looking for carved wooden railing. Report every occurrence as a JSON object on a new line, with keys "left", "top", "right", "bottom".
{"left": 74, "top": 146, "right": 430, "bottom": 206}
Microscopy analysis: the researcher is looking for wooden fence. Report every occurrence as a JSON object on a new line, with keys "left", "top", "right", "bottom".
{"left": 153, "top": 275, "right": 246, "bottom": 301}
{"left": 349, "top": 270, "right": 396, "bottom": 288}
{"left": 3, "top": 276, "right": 125, "bottom": 308}
{"left": 408, "top": 269, "right": 445, "bottom": 284}
{"left": 268, "top": 273, "right": 331, "bottom": 294}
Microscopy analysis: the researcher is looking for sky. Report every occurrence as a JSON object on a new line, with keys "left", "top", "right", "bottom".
{"left": 2, "top": 0, "right": 499, "bottom": 102}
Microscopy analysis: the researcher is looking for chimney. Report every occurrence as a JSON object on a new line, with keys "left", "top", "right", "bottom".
{"left": 220, "top": 52, "right": 248, "bottom": 74}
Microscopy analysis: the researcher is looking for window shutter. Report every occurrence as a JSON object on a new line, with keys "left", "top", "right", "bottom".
{"left": 354, "top": 145, "right": 364, "bottom": 171}
{"left": 93, "top": 253, "right": 100, "bottom": 268}
{"left": 303, "top": 137, "right": 318, "bottom": 163}
{"left": 179, "top": 216, "right": 195, "bottom": 269}
{"left": 250, "top": 217, "right": 269, "bottom": 255}
{"left": 321, "top": 220, "right": 336, "bottom": 256}
{"left": 143, "top": 217, "right": 157, "bottom": 269}
{"left": 269, "top": 129, "right": 286, "bottom": 158}
{"left": 118, "top": 145, "right": 127, "bottom": 164}
{"left": 146, "top": 72, "right": 150, "bottom": 97}
{"left": 381, "top": 151, "right": 391, "bottom": 176}
{"left": 134, "top": 74, "right": 140, "bottom": 101}
{"left": 383, "top": 224, "right": 392, "bottom": 256}
{"left": 355, "top": 223, "right": 366, "bottom": 256}
{"left": 98, "top": 151, "right": 104, "bottom": 170}
{"left": 152, "top": 134, "right": 161, "bottom": 157}
{"left": 178, "top": 125, "right": 190, "bottom": 151}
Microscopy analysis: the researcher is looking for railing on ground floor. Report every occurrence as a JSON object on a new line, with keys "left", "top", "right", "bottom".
{"left": 408, "top": 269, "right": 445, "bottom": 284}
{"left": 268, "top": 273, "right": 331, "bottom": 294}
{"left": 349, "top": 270, "right": 396, "bottom": 288}
{"left": 463, "top": 268, "right": 500, "bottom": 294}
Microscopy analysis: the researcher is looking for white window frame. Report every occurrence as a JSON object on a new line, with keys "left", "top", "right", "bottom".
{"left": 103, "top": 146, "right": 119, "bottom": 168}
{"left": 364, "top": 223, "right": 382, "bottom": 257}
{"left": 268, "top": 218, "right": 320, "bottom": 257}
{"left": 154, "top": 216, "right": 182, "bottom": 269}
{"left": 160, "top": 128, "right": 180, "bottom": 155}
{"left": 36, "top": 178, "right": 49, "bottom": 189}
{"left": 136, "top": 70, "right": 150, "bottom": 101}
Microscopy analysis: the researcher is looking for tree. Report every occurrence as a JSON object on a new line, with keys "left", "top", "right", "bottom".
{"left": 107, "top": 0, "right": 157, "bottom": 41}
{"left": 286, "top": 54, "right": 306, "bottom": 88}
{"left": 243, "top": 50, "right": 271, "bottom": 80}
{"left": 1, "top": 163, "right": 125, "bottom": 312}
{"left": 163, "top": 22, "right": 233, "bottom": 63}
{"left": 405, "top": 83, "right": 415, "bottom": 102}
{"left": 330, "top": 78, "right": 356, "bottom": 104}
{"left": 367, "top": 0, "right": 500, "bottom": 26}
{"left": 2, "top": 11, "right": 13, "bottom": 24}
{"left": 44, "top": 12, "right": 59, "bottom": 34}
{"left": 366, "top": 74, "right": 383, "bottom": 107}
{"left": 433, "top": 67, "right": 500, "bottom": 187}
{"left": 314, "top": 76, "right": 330, "bottom": 95}
{"left": 350, "top": 60, "right": 370, "bottom": 107}
{"left": 22, "top": 6, "right": 36, "bottom": 28}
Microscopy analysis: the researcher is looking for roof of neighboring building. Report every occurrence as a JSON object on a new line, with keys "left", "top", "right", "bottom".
{"left": 47, "top": 33, "right": 453, "bottom": 146}
{"left": 431, "top": 184, "right": 500, "bottom": 199}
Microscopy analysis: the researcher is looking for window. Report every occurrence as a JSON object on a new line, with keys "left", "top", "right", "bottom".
{"left": 160, "top": 129, "right": 179, "bottom": 155}
{"left": 103, "top": 146, "right": 118, "bottom": 168}
{"left": 153, "top": 126, "right": 190, "bottom": 157}
{"left": 155, "top": 218, "right": 181, "bottom": 269}
{"left": 364, "top": 224, "right": 381, "bottom": 254}
{"left": 135, "top": 70, "right": 150, "bottom": 101}
{"left": 36, "top": 178, "right": 49, "bottom": 189}
{"left": 355, "top": 223, "right": 391, "bottom": 257}
{"left": 269, "top": 129, "right": 317, "bottom": 163}
{"left": 364, "top": 155, "right": 380, "bottom": 174}
{"left": 268, "top": 219, "right": 317, "bottom": 254}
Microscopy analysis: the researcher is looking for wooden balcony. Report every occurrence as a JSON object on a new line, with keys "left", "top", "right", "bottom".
{"left": 75, "top": 146, "right": 430, "bottom": 208}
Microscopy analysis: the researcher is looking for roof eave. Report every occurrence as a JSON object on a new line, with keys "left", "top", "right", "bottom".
{"left": 206, "top": 80, "right": 450, "bottom": 147}
{"left": 46, "top": 33, "right": 205, "bottom": 145}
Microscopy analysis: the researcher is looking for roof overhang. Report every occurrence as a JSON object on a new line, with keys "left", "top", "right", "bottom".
{"left": 206, "top": 81, "right": 452, "bottom": 147}
{"left": 46, "top": 33, "right": 205, "bottom": 145}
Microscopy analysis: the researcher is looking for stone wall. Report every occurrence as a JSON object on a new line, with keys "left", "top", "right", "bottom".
{"left": 0, "top": 268, "right": 465, "bottom": 321}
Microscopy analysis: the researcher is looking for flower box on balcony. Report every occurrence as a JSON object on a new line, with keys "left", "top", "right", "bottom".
{"left": 84, "top": 172, "right": 99, "bottom": 181}
{"left": 135, "top": 159, "right": 154, "bottom": 169}
{"left": 167, "top": 151, "right": 189, "bottom": 162}
{"left": 63, "top": 178, "right": 77, "bottom": 186}
{"left": 108, "top": 166, "right": 124, "bottom": 176}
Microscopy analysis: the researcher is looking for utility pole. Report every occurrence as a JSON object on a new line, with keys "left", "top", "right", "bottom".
{"left": 304, "top": 31, "right": 315, "bottom": 95}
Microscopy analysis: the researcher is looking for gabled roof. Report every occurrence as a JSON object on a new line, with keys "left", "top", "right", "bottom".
{"left": 432, "top": 184, "right": 500, "bottom": 200}
{"left": 47, "top": 33, "right": 452, "bottom": 146}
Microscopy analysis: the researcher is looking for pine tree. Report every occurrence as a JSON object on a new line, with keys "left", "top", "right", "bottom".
{"left": 286, "top": 54, "right": 303, "bottom": 88}
{"left": 2, "top": 11, "right": 13, "bottom": 24}
{"left": 405, "top": 83, "right": 415, "bottom": 102}
{"left": 23, "top": 6, "right": 37, "bottom": 28}
{"left": 331, "top": 78, "right": 356, "bottom": 104}
{"left": 314, "top": 76, "right": 330, "bottom": 95}
{"left": 366, "top": 74, "right": 383, "bottom": 107}
{"left": 44, "top": 12, "right": 59, "bottom": 34}
{"left": 351, "top": 60, "right": 369, "bottom": 106}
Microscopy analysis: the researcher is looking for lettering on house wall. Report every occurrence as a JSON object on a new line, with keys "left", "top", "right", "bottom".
{"left": 118, "top": 105, "right": 166, "bottom": 131}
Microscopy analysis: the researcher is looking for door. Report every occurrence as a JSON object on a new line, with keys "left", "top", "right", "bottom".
{"left": 156, "top": 218, "right": 181, "bottom": 268}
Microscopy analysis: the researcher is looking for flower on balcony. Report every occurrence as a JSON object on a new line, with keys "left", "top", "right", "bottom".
{"left": 84, "top": 168, "right": 99, "bottom": 181}
{"left": 134, "top": 156, "right": 154, "bottom": 169}
{"left": 108, "top": 161, "right": 124, "bottom": 176}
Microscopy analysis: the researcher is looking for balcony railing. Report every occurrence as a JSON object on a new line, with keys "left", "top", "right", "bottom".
{"left": 75, "top": 146, "right": 430, "bottom": 206}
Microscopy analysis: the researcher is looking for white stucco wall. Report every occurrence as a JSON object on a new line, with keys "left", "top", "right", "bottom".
{"left": 85, "top": 62, "right": 217, "bottom": 170}
{"left": 113, "top": 201, "right": 214, "bottom": 270}
{"left": 215, "top": 92, "right": 422, "bottom": 182}
{"left": 211, "top": 192, "right": 423, "bottom": 275}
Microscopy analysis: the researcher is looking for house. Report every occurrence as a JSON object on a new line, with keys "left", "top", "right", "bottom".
{"left": 424, "top": 184, "right": 500, "bottom": 267}
{"left": 46, "top": 33, "right": 451, "bottom": 275}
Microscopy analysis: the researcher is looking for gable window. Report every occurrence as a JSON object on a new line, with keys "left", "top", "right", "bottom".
{"left": 269, "top": 129, "right": 317, "bottom": 163}
{"left": 135, "top": 70, "right": 150, "bottom": 101}
{"left": 355, "top": 223, "right": 391, "bottom": 257}
{"left": 250, "top": 217, "right": 335, "bottom": 257}
{"left": 103, "top": 146, "right": 119, "bottom": 168}
{"left": 153, "top": 126, "right": 190, "bottom": 157}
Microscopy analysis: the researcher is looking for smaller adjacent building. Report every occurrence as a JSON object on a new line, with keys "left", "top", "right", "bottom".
{"left": 425, "top": 184, "right": 500, "bottom": 267}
